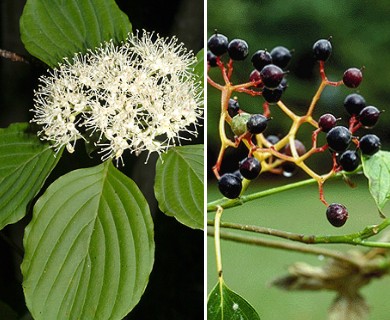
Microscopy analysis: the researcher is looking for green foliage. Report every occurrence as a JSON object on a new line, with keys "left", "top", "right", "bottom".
{"left": 155, "top": 145, "right": 204, "bottom": 229}
{"left": 22, "top": 162, "right": 154, "bottom": 319}
{"left": 362, "top": 150, "right": 390, "bottom": 214}
{"left": 208, "top": 280, "right": 261, "bottom": 320}
{"left": 20, "top": 0, "right": 132, "bottom": 68}
{"left": 0, "top": 123, "right": 60, "bottom": 230}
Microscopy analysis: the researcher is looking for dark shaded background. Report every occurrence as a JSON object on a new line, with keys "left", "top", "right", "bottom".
{"left": 0, "top": 1, "right": 204, "bottom": 319}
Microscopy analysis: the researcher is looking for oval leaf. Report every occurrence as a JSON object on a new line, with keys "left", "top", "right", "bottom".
{"left": 154, "top": 144, "right": 204, "bottom": 229}
{"left": 362, "top": 150, "right": 390, "bottom": 214}
{"left": 20, "top": 0, "right": 132, "bottom": 68}
{"left": 22, "top": 162, "right": 154, "bottom": 319}
{"left": 208, "top": 280, "right": 261, "bottom": 320}
{"left": 0, "top": 123, "right": 60, "bottom": 229}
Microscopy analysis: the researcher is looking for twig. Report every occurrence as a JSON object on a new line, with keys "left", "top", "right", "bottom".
{"left": 0, "top": 49, "right": 29, "bottom": 64}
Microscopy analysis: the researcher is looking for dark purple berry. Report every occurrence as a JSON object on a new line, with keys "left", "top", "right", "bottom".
{"left": 207, "top": 33, "right": 228, "bottom": 56}
{"left": 239, "top": 157, "right": 261, "bottom": 180}
{"left": 358, "top": 106, "right": 380, "bottom": 128}
{"left": 339, "top": 150, "right": 359, "bottom": 172}
{"left": 207, "top": 50, "right": 218, "bottom": 67}
{"left": 233, "top": 170, "right": 243, "bottom": 180}
{"left": 266, "top": 135, "right": 280, "bottom": 145}
{"left": 343, "top": 68, "right": 363, "bottom": 88}
{"left": 313, "top": 39, "right": 332, "bottom": 62}
{"left": 326, "top": 203, "right": 348, "bottom": 227}
{"left": 218, "top": 173, "right": 242, "bottom": 199}
{"left": 227, "top": 98, "right": 240, "bottom": 118}
{"left": 343, "top": 93, "right": 366, "bottom": 115}
{"left": 247, "top": 114, "right": 268, "bottom": 134}
{"left": 284, "top": 140, "right": 306, "bottom": 157}
{"left": 270, "top": 46, "right": 292, "bottom": 69}
{"left": 262, "top": 86, "right": 283, "bottom": 103}
{"left": 227, "top": 39, "right": 249, "bottom": 61}
{"left": 279, "top": 78, "right": 288, "bottom": 91}
{"left": 326, "top": 126, "right": 351, "bottom": 152}
{"left": 359, "top": 134, "right": 381, "bottom": 156}
{"left": 260, "top": 64, "right": 285, "bottom": 89}
{"left": 251, "top": 50, "right": 272, "bottom": 71}
{"left": 318, "top": 113, "right": 337, "bottom": 132}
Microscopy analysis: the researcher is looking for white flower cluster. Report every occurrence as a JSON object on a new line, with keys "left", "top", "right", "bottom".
{"left": 31, "top": 30, "right": 203, "bottom": 163}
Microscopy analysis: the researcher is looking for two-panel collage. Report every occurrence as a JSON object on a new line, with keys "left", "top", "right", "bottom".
{"left": 1, "top": 0, "right": 390, "bottom": 319}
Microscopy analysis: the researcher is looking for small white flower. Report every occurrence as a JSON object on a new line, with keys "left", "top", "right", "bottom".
{"left": 31, "top": 30, "right": 203, "bottom": 163}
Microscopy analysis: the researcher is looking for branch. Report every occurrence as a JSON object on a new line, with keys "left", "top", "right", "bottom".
{"left": 207, "top": 218, "right": 390, "bottom": 248}
{"left": 207, "top": 227, "right": 363, "bottom": 267}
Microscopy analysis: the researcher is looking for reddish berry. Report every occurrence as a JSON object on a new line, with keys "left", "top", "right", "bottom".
{"left": 318, "top": 113, "right": 337, "bottom": 132}
{"left": 343, "top": 68, "right": 363, "bottom": 88}
{"left": 239, "top": 157, "right": 261, "bottom": 180}
{"left": 249, "top": 69, "right": 262, "bottom": 87}
{"left": 326, "top": 203, "right": 348, "bottom": 227}
{"left": 284, "top": 140, "right": 306, "bottom": 157}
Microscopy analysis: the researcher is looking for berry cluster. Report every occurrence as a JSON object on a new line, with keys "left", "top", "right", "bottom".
{"left": 208, "top": 32, "right": 382, "bottom": 227}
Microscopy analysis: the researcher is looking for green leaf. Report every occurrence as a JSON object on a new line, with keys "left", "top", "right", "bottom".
{"left": 22, "top": 162, "right": 154, "bottom": 319}
{"left": 0, "top": 123, "right": 60, "bottom": 230}
{"left": 193, "top": 49, "right": 204, "bottom": 94}
{"left": 208, "top": 280, "right": 261, "bottom": 320}
{"left": 154, "top": 144, "right": 204, "bottom": 229}
{"left": 361, "top": 150, "right": 390, "bottom": 214}
{"left": 20, "top": 0, "right": 132, "bottom": 68}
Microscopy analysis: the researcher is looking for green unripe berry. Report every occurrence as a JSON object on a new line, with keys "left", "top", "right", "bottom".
{"left": 231, "top": 113, "right": 251, "bottom": 136}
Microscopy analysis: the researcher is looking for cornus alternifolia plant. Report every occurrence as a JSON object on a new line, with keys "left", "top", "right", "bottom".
{"left": 207, "top": 31, "right": 390, "bottom": 320}
{"left": 0, "top": 1, "right": 203, "bottom": 319}
{"left": 32, "top": 31, "right": 202, "bottom": 164}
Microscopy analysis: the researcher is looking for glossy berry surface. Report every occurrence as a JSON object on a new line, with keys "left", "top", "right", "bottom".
{"left": 249, "top": 69, "right": 262, "bottom": 87}
{"left": 318, "top": 113, "right": 337, "bottom": 132}
{"left": 247, "top": 114, "right": 268, "bottom": 134}
{"left": 260, "top": 64, "right": 284, "bottom": 89}
{"left": 326, "top": 126, "right": 351, "bottom": 152}
{"left": 218, "top": 173, "right": 242, "bottom": 199}
{"left": 326, "top": 203, "right": 348, "bottom": 227}
{"left": 343, "top": 68, "right": 363, "bottom": 88}
{"left": 251, "top": 50, "right": 272, "bottom": 71}
{"left": 343, "top": 93, "right": 366, "bottom": 115}
{"left": 359, "top": 134, "right": 381, "bottom": 155}
{"left": 339, "top": 150, "right": 359, "bottom": 172}
{"left": 227, "top": 98, "right": 240, "bottom": 118}
{"left": 239, "top": 157, "right": 261, "bottom": 180}
{"left": 262, "top": 86, "right": 283, "bottom": 103}
{"left": 270, "top": 46, "right": 292, "bottom": 69}
{"left": 283, "top": 139, "right": 306, "bottom": 157}
{"left": 358, "top": 106, "right": 380, "bottom": 127}
{"left": 312, "top": 39, "right": 332, "bottom": 61}
{"left": 207, "top": 33, "right": 228, "bottom": 56}
{"left": 227, "top": 39, "right": 249, "bottom": 61}
{"left": 207, "top": 50, "right": 218, "bottom": 67}
{"left": 266, "top": 135, "right": 280, "bottom": 145}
